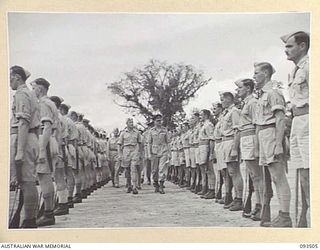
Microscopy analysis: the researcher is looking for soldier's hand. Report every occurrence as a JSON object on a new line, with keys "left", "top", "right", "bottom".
{"left": 274, "top": 143, "right": 284, "bottom": 159}
{"left": 15, "top": 161, "right": 23, "bottom": 184}
{"left": 230, "top": 148, "right": 238, "bottom": 160}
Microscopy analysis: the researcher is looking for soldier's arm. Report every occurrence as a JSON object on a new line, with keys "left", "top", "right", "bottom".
{"left": 231, "top": 110, "right": 241, "bottom": 154}
{"left": 117, "top": 132, "right": 123, "bottom": 159}
{"left": 39, "top": 121, "right": 52, "bottom": 160}
{"left": 274, "top": 110, "right": 285, "bottom": 156}
{"left": 15, "top": 118, "right": 29, "bottom": 162}
{"left": 147, "top": 131, "right": 152, "bottom": 159}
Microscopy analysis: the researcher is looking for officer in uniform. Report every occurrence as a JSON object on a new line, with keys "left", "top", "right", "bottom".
{"left": 181, "top": 121, "right": 191, "bottom": 188}
{"left": 281, "top": 31, "right": 310, "bottom": 227}
{"left": 10, "top": 66, "right": 40, "bottom": 228}
{"left": 188, "top": 115, "right": 198, "bottom": 193}
{"left": 107, "top": 128, "right": 121, "bottom": 188}
{"left": 220, "top": 92, "right": 244, "bottom": 211}
{"left": 118, "top": 118, "right": 142, "bottom": 194}
{"left": 212, "top": 102, "right": 226, "bottom": 203}
{"left": 142, "top": 121, "right": 153, "bottom": 185}
{"left": 31, "top": 78, "right": 59, "bottom": 226}
{"left": 198, "top": 109, "right": 216, "bottom": 199}
{"left": 60, "top": 103, "right": 76, "bottom": 208}
{"left": 49, "top": 96, "right": 70, "bottom": 216}
{"left": 147, "top": 114, "right": 170, "bottom": 194}
{"left": 254, "top": 62, "right": 292, "bottom": 227}
{"left": 235, "top": 79, "right": 263, "bottom": 220}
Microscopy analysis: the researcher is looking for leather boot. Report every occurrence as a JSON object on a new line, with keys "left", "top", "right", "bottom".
{"left": 126, "top": 186, "right": 132, "bottom": 193}
{"left": 68, "top": 197, "right": 74, "bottom": 209}
{"left": 250, "top": 203, "right": 262, "bottom": 221}
{"left": 223, "top": 194, "right": 234, "bottom": 209}
{"left": 54, "top": 203, "right": 69, "bottom": 216}
{"left": 194, "top": 184, "right": 201, "bottom": 194}
{"left": 198, "top": 185, "right": 208, "bottom": 196}
{"left": 36, "top": 210, "right": 55, "bottom": 227}
{"left": 271, "top": 211, "right": 292, "bottom": 228}
{"left": 21, "top": 218, "right": 37, "bottom": 228}
{"left": 154, "top": 181, "right": 160, "bottom": 193}
{"left": 81, "top": 190, "right": 87, "bottom": 199}
{"left": 159, "top": 181, "right": 165, "bottom": 194}
{"left": 203, "top": 190, "right": 216, "bottom": 199}
{"left": 229, "top": 198, "right": 244, "bottom": 211}
{"left": 73, "top": 193, "right": 82, "bottom": 203}
{"left": 132, "top": 188, "right": 138, "bottom": 195}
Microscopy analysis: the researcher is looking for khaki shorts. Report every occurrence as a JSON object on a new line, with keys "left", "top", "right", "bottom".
{"left": 171, "top": 151, "right": 179, "bottom": 167}
{"left": 290, "top": 114, "right": 309, "bottom": 169}
{"left": 199, "top": 144, "right": 209, "bottom": 165}
{"left": 240, "top": 134, "right": 257, "bottom": 161}
{"left": 214, "top": 142, "right": 227, "bottom": 170}
{"left": 36, "top": 136, "right": 59, "bottom": 174}
{"left": 223, "top": 139, "right": 238, "bottom": 163}
{"left": 122, "top": 145, "right": 140, "bottom": 168}
{"left": 258, "top": 127, "right": 279, "bottom": 166}
{"left": 179, "top": 150, "right": 185, "bottom": 166}
{"left": 10, "top": 133, "right": 39, "bottom": 182}
{"left": 189, "top": 147, "right": 197, "bottom": 168}
{"left": 184, "top": 148, "right": 191, "bottom": 167}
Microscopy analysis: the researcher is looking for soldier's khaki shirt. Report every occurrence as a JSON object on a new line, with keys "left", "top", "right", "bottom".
{"left": 118, "top": 128, "right": 141, "bottom": 146}
{"left": 75, "top": 122, "right": 87, "bottom": 144}
{"left": 107, "top": 137, "right": 119, "bottom": 151}
{"left": 239, "top": 94, "right": 258, "bottom": 131}
{"left": 58, "top": 113, "right": 68, "bottom": 141}
{"left": 39, "top": 96, "right": 59, "bottom": 130}
{"left": 66, "top": 116, "right": 78, "bottom": 141}
{"left": 288, "top": 55, "right": 309, "bottom": 108}
{"left": 220, "top": 104, "right": 240, "bottom": 137}
{"left": 213, "top": 114, "right": 224, "bottom": 140}
{"left": 181, "top": 130, "right": 191, "bottom": 148}
{"left": 11, "top": 84, "right": 40, "bottom": 130}
{"left": 147, "top": 126, "right": 169, "bottom": 156}
{"left": 198, "top": 120, "right": 214, "bottom": 142}
{"left": 255, "top": 81, "right": 286, "bottom": 126}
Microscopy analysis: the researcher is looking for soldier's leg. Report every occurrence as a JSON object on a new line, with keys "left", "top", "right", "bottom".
{"left": 159, "top": 155, "right": 168, "bottom": 194}
{"left": 268, "top": 161, "right": 292, "bottom": 227}
{"left": 54, "top": 164, "right": 69, "bottom": 216}
{"left": 298, "top": 169, "right": 309, "bottom": 227}
{"left": 246, "top": 160, "right": 263, "bottom": 204}
{"left": 146, "top": 159, "right": 151, "bottom": 184}
{"left": 113, "top": 160, "right": 121, "bottom": 187}
{"left": 131, "top": 163, "right": 139, "bottom": 194}
{"left": 151, "top": 157, "right": 160, "bottom": 192}
{"left": 227, "top": 162, "right": 243, "bottom": 211}
{"left": 37, "top": 173, "right": 55, "bottom": 226}
{"left": 203, "top": 160, "right": 216, "bottom": 199}
{"left": 20, "top": 181, "right": 39, "bottom": 227}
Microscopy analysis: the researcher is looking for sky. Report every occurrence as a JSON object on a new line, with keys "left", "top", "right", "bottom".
{"left": 8, "top": 12, "right": 310, "bottom": 133}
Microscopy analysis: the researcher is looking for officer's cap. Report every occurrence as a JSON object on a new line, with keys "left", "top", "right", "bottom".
{"left": 153, "top": 114, "right": 163, "bottom": 121}
{"left": 280, "top": 31, "right": 309, "bottom": 43}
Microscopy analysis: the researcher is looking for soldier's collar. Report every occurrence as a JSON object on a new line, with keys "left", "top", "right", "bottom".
{"left": 17, "top": 84, "right": 28, "bottom": 90}
{"left": 243, "top": 94, "right": 254, "bottom": 103}
{"left": 261, "top": 81, "right": 273, "bottom": 92}
{"left": 297, "top": 54, "right": 309, "bottom": 68}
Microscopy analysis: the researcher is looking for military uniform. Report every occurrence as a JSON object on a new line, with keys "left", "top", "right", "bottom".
{"left": 220, "top": 103, "right": 243, "bottom": 210}
{"left": 142, "top": 129, "right": 152, "bottom": 184}
{"left": 107, "top": 135, "right": 121, "bottom": 187}
{"left": 181, "top": 129, "right": 191, "bottom": 187}
{"left": 148, "top": 126, "right": 170, "bottom": 193}
{"left": 118, "top": 127, "right": 142, "bottom": 193}
{"left": 10, "top": 83, "right": 40, "bottom": 228}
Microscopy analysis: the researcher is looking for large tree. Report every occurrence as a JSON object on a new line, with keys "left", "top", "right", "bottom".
{"left": 107, "top": 59, "right": 211, "bottom": 127}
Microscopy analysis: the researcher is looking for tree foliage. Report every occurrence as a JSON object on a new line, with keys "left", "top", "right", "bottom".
{"left": 107, "top": 59, "right": 211, "bottom": 127}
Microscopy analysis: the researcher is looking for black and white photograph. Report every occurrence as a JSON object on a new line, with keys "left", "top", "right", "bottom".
{"left": 8, "top": 12, "right": 310, "bottom": 229}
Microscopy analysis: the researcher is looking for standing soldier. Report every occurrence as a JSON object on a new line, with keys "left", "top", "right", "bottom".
{"left": 212, "top": 103, "right": 226, "bottom": 203}
{"left": 60, "top": 104, "right": 76, "bottom": 208}
{"left": 177, "top": 126, "right": 186, "bottom": 187}
{"left": 31, "top": 78, "right": 59, "bottom": 226}
{"left": 281, "top": 31, "right": 309, "bottom": 227}
{"left": 118, "top": 118, "right": 142, "bottom": 194}
{"left": 198, "top": 109, "right": 216, "bottom": 199}
{"left": 107, "top": 128, "right": 121, "bottom": 188}
{"left": 254, "top": 62, "right": 292, "bottom": 227}
{"left": 235, "top": 79, "right": 263, "bottom": 220}
{"left": 189, "top": 115, "right": 198, "bottom": 193}
{"left": 181, "top": 122, "right": 191, "bottom": 188}
{"left": 142, "top": 121, "right": 153, "bottom": 185}
{"left": 220, "top": 92, "right": 244, "bottom": 211}
{"left": 49, "top": 96, "right": 70, "bottom": 216}
{"left": 10, "top": 66, "right": 39, "bottom": 228}
{"left": 148, "top": 114, "right": 170, "bottom": 194}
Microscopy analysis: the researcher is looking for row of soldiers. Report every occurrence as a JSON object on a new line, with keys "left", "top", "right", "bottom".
{"left": 9, "top": 67, "right": 126, "bottom": 228}
{"left": 163, "top": 30, "right": 309, "bottom": 228}
{"left": 9, "top": 30, "right": 309, "bottom": 228}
